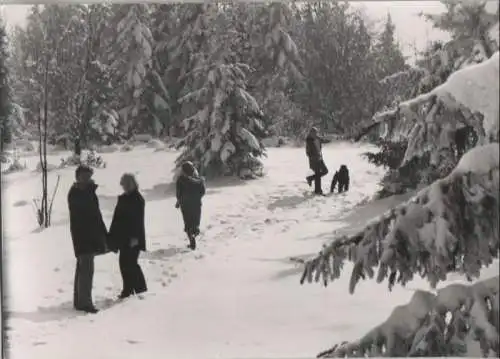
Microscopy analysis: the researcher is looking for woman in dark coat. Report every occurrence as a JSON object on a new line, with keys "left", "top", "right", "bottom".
{"left": 109, "top": 173, "right": 147, "bottom": 299}
{"left": 175, "top": 161, "right": 206, "bottom": 250}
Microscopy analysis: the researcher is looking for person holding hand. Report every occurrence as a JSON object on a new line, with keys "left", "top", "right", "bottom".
{"left": 109, "top": 173, "right": 147, "bottom": 299}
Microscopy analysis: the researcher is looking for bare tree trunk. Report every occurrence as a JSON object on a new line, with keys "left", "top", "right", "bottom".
{"left": 42, "top": 58, "right": 49, "bottom": 227}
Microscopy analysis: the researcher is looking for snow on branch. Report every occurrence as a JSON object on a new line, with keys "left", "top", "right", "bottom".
{"left": 355, "top": 51, "right": 499, "bottom": 144}
{"left": 301, "top": 143, "right": 499, "bottom": 292}
{"left": 317, "top": 275, "right": 499, "bottom": 357}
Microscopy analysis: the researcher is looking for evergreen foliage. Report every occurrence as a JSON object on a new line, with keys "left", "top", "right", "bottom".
{"left": 0, "top": 16, "right": 11, "bottom": 149}
{"left": 360, "top": 0, "right": 498, "bottom": 198}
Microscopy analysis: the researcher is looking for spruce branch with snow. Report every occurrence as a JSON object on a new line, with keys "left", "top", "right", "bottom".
{"left": 317, "top": 276, "right": 499, "bottom": 357}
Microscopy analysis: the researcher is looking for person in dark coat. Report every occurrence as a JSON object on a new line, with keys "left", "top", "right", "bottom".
{"left": 175, "top": 161, "right": 206, "bottom": 250}
{"left": 68, "top": 165, "right": 108, "bottom": 313}
{"left": 305, "top": 127, "right": 329, "bottom": 195}
{"left": 330, "top": 164, "right": 350, "bottom": 194}
{"left": 108, "top": 173, "right": 147, "bottom": 299}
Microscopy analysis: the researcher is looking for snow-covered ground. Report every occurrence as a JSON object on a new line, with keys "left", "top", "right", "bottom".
{"left": 3, "top": 142, "right": 498, "bottom": 359}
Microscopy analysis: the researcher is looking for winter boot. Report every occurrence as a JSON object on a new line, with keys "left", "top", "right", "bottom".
{"left": 188, "top": 233, "right": 196, "bottom": 250}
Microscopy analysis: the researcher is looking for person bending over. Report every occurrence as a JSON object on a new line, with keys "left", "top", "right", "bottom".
{"left": 330, "top": 165, "right": 350, "bottom": 194}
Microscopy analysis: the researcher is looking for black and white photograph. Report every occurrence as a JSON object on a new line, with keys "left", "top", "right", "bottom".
{"left": 0, "top": 1, "right": 498, "bottom": 358}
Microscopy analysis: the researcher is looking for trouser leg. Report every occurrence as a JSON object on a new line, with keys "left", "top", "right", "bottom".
{"left": 314, "top": 160, "right": 328, "bottom": 194}
{"left": 73, "top": 260, "right": 80, "bottom": 308}
{"left": 119, "top": 249, "right": 134, "bottom": 295}
{"left": 129, "top": 248, "right": 147, "bottom": 293}
{"left": 75, "top": 254, "right": 95, "bottom": 308}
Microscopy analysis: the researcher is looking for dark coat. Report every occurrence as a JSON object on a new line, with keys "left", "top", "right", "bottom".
{"left": 176, "top": 174, "right": 206, "bottom": 208}
{"left": 68, "top": 182, "right": 108, "bottom": 257}
{"left": 306, "top": 135, "right": 322, "bottom": 160}
{"left": 330, "top": 165, "right": 350, "bottom": 193}
{"left": 108, "top": 190, "right": 146, "bottom": 251}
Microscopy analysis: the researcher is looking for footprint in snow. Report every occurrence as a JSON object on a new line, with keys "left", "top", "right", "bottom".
{"left": 126, "top": 339, "right": 140, "bottom": 345}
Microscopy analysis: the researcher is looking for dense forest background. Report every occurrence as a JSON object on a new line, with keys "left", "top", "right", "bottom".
{"left": 2, "top": 3, "right": 407, "bottom": 145}
{"left": 0, "top": 1, "right": 498, "bottom": 181}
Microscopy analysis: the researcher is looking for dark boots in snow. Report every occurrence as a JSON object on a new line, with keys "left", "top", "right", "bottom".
{"left": 188, "top": 233, "right": 196, "bottom": 250}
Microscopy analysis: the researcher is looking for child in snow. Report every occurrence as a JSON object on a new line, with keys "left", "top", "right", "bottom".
{"left": 175, "top": 161, "right": 206, "bottom": 250}
{"left": 330, "top": 165, "right": 350, "bottom": 194}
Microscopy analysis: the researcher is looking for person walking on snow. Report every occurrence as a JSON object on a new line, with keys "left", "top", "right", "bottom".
{"left": 108, "top": 173, "right": 147, "bottom": 299}
{"left": 305, "top": 127, "right": 329, "bottom": 195}
{"left": 175, "top": 161, "right": 206, "bottom": 250}
{"left": 68, "top": 165, "right": 108, "bottom": 314}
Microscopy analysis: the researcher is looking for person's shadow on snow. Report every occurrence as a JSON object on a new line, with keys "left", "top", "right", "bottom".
{"left": 7, "top": 298, "right": 120, "bottom": 323}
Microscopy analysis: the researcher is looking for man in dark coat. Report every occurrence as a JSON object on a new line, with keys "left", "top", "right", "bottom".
{"left": 68, "top": 165, "right": 108, "bottom": 313}
{"left": 305, "top": 127, "right": 329, "bottom": 195}
{"left": 108, "top": 173, "right": 147, "bottom": 299}
{"left": 175, "top": 161, "right": 206, "bottom": 250}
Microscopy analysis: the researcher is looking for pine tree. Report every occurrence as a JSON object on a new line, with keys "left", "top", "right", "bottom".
{"left": 166, "top": 4, "right": 214, "bottom": 137}
{"left": 174, "top": 5, "right": 266, "bottom": 179}
{"left": 287, "top": 3, "right": 382, "bottom": 135}
{"left": 0, "top": 16, "right": 11, "bottom": 151}
{"left": 300, "top": 12, "right": 499, "bottom": 357}
{"left": 373, "top": 13, "right": 407, "bottom": 78}
{"left": 109, "top": 4, "right": 155, "bottom": 137}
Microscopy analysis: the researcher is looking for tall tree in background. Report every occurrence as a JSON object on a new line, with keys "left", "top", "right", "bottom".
{"left": 373, "top": 13, "right": 407, "bottom": 79}
{"left": 0, "top": 15, "right": 11, "bottom": 151}
{"left": 174, "top": 4, "right": 266, "bottom": 179}
{"left": 289, "top": 3, "right": 382, "bottom": 135}
{"left": 110, "top": 4, "right": 155, "bottom": 137}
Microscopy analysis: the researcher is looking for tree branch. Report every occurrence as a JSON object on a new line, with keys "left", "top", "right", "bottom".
{"left": 301, "top": 143, "right": 499, "bottom": 292}
{"left": 317, "top": 275, "right": 499, "bottom": 357}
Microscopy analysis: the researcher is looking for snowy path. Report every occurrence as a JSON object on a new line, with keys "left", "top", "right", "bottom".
{"left": 4, "top": 143, "right": 498, "bottom": 359}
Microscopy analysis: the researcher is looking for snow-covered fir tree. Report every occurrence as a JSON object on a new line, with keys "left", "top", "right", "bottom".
{"left": 174, "top": 5, "right": 266, "bottom": 179}
{"left": 300, "top": 3, "right": 499, "bottom": 354}
{"left": 109, "top": 4, "right": 156, "bottom": 136}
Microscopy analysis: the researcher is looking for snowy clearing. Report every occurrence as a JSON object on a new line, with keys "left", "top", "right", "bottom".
{"left": 3, "top": 142, "right": 498, "bottom": 359}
